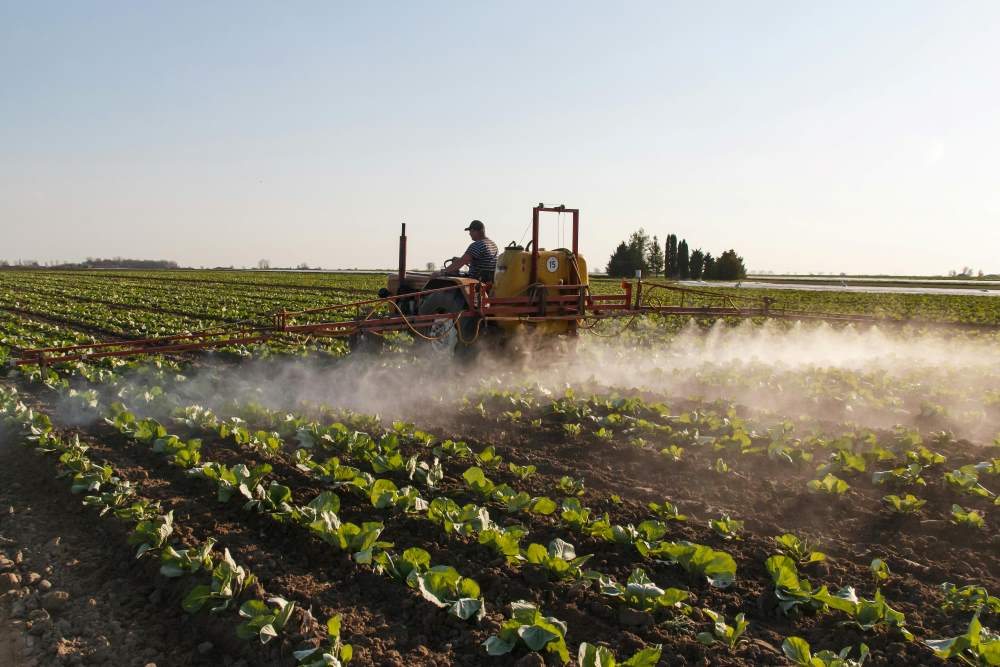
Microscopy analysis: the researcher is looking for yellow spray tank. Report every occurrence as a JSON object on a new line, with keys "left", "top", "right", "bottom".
{"left": 492, "top": 204, "right": 588, "bottom": 336}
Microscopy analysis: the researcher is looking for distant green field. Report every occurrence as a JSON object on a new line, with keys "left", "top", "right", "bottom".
{"left": 1, "top": 270, "right": 999, "bottom": 359}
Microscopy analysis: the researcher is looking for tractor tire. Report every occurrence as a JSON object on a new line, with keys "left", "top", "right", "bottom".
{"left": 417, "top": 291, "right": 479, "bottom": 356}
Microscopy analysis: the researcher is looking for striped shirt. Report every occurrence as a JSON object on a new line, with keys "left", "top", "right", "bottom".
{"left": 466, "top": 238, "right": 498, "bottom": 279}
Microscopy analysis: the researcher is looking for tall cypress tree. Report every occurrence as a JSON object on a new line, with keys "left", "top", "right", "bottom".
{"left": 665, "top": 234, "right": 678, "bottom": 278}
{"left": 678, "top": 239, "right": 690, "bottom": 279}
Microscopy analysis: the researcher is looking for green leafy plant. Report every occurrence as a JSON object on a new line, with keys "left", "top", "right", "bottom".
{"left": 940, "top": 583, "right": 1000, "bottom": 615}
{"left": 710, "top": 514, "right": 743, "bottom": 540}
{"left": 484, "top": 601, "right": 569, "bottom": 664}
{"left": 68, "top": 461, "right": 115, "bottom": 495}
{"left": 697, "top": 609, "right": 748, "bottom": 651}
{"left": 882, "top": 494, "right": 926, "bottom": 515}
{"left": 494, "top": 487, "right": 557, "bottom": 516}
{"left": 945, "top": 467, "right": 997, "bottom": 500}
{"left": 951, "top": 504, "right": 986, "bottom": 529}
{"left": 639, "top": 541, "right": 737, "bottom": 588}
{"left": 294, "top": 614, "right": 353, "bottom": 666}
{"left": 296, "top": 491, "right": 342, "bottom": 525}
{"left": 648, "top": 499, "right": 686, "bottom": 521}
{"left": 872, "top": 463, "right": 927, "bottom": 487}
{"left": 819, "top": 450, "right": 867, "bottom": 476}
{"left": 924, "top": 610, "right": 1000, "bottom": 665}
{"left": 367, "top": 479, "right": 427, "bottom": 512}
{"left": 606, "top": 520, "right": 668, "bottom": 547}
{"left": 152, "top": 434, "right": 202, "bottom": 468}
{"left": 508, "top": 462, "right": 536, "bottom": 480}
{"left": 818, "top": 587, "right": 914, "bottom": 640}
{"left": 427, "top": 497, "right": 493, "bottom": 536}
{"left": 560, "top": 498, "right": 594, "bottom": 531}
{"left": 244, "top": 481, "right": 297, "bottom": 519}
{"left": 110, "top": 498, "right": 161, "bottom": 522}
{"left": 82, "top": 478, "right": 137, "bottom": 516}
{"left": 295, "top": 452, "right": 371, "bottom": 494}
{"left": 870, "top": 558, "right": 890, "bottom": 587}
{"left": 660, "top": 444, "right": 684, "bottom": 461}
{"left": 128, "top": 511, "right": 174, "bottom": 559}
{"left": 193, "top": 462, "right": 272, "bottom": 503}
{"left": 765, "top": 555, "right": 828, "bottom": 615}
{"left": 782, "top": 637, "right": 870, "bottom": 667}
{"left": 594, "top": 426, "right": 614, "bottom": 442}
{"left": 906, "top": 445, "right": 945, "bottom": 467}
{"left": 432, "top": 439, "right": 472, "bottom": 460}
{"left": 183, "top": 549, "right": 257, "bottom": 614}
{"left": 237, "top": 596, "right": 296, "bottom": 643}
{"left": 558, "top": 475, "right": 585, "bottom": 496}
{"left": 597, "top": 568, "right": 690, "bottom": 613}
{"left": 411, "top": 565, "right": 486, "bottom": 621}
{"left": 475, "top": 445, "right": 503, "bottom": 469}
{"left": 525, "top": 538, "right": 595, "bottom": 582}
{"left": 307, "top": 513, "right": 390, "bottom": 563}
{"left": 406, "top": 457, "right": 443, "bottom": 490}
{"left": 774, "top": 533, "right": 826, "bottom": 566}
{"left": 478, "top": 526, "right": 527, "bottom": 563}
{"left": 807, "top": 473, "right": 849, "bottom": 495}
{"left": 563, "top": 423, "right": 583, "bottom": 438}
{"left": 160, "top": 538, "right": 216, "bottom": 577}
{"left": 577, "top": 642, "right": 663, "bottom": 667}
{"left": 375, "top": 547, "right": 431, "bottom": 583}
{"left": 463, "top": 466, "right": 497, "bottom": 500}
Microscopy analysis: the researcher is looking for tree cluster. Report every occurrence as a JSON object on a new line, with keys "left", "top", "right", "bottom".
{"left": 605, "top": 231, "right": 747, "bottom": 280}
{"left": 0, "top": 258, "right": 180, "bottom": 270}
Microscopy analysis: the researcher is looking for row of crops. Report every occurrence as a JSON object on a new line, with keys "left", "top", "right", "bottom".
{"left": 4, "top": 270, "right": 1000, "bottom": 339}
{"left": 3, "top": 354, "right": 999, "bottom": 665}
{"left": 0, "top": 269, "right": 998, "bottom": 665}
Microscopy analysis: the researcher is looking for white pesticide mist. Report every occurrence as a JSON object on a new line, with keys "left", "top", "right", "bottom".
{"left": 152, "top": 320, "right": 1000, "bottom": 445}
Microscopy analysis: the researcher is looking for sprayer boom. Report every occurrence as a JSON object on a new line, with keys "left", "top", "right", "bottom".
{"left": 11, "top": 278, "right": 919, "bottom": 368}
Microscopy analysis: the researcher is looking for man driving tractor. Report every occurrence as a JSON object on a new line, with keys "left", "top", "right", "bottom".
{"left": 442, "top": 220, "right": 498, "bottom": 282}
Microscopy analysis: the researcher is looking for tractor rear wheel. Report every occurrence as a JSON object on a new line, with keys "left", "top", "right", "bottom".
{"left": 417, "top": 291, "right": 478, "bottom": 356}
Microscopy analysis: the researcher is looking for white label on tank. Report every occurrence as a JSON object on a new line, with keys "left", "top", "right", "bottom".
{"left": 546, "top": 256, "right": 559, "bottom": 273}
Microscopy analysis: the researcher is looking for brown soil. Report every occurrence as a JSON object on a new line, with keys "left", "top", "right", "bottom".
{"left": 2, "top": 371, "right": 998, "bottom": 666}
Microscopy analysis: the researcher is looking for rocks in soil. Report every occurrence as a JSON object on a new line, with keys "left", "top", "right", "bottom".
{"left": 1, "top": 571, "right": 22, "bottom": 588}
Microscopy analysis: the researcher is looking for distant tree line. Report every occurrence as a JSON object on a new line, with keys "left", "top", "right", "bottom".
{"left": 0, "top": 257, "right": 180, "bottom": 270}
{"left": 605, "top": 230, "right": 747, "bottom": 280}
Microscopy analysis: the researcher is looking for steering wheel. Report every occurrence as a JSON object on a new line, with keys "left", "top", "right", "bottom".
{"left": 525, "top": 239, "right": 534, "bottom": 253}
{"left": 442, "top": 258, "right": 455, "bottom": 270}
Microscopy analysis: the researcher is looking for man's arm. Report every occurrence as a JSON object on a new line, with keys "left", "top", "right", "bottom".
{"left": 444, "top": 252, "right": 473, "bottom": 275}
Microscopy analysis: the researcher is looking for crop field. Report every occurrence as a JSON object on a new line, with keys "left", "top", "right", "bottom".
{"left": 1, "top": 269, "right": 999, "bottom": 667}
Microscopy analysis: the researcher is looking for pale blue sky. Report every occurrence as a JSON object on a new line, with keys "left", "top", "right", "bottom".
{"left": 2, "top": 1, "right": 999, "bottom": 274}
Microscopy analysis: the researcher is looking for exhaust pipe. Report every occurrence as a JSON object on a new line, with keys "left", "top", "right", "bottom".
{"left": 398, "top": 222, "right": 407, "bottom": 284}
